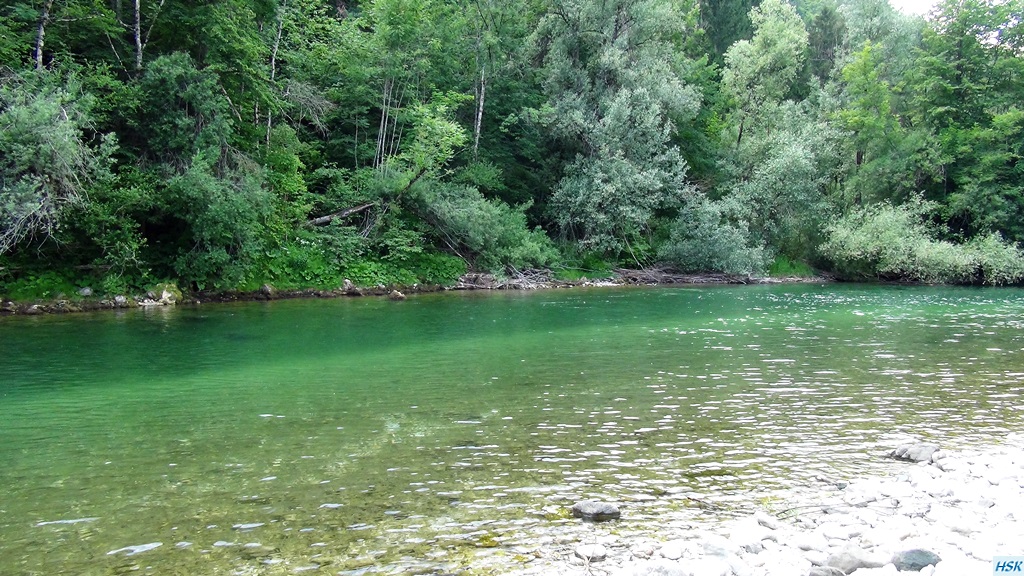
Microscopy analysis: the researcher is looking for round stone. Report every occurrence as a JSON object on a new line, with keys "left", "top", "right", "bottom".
{"left": 571, "top": 500, "right": 621, "bottom": 522}
{"left": 574, "top": 544, "right": 608, "bottom": 562}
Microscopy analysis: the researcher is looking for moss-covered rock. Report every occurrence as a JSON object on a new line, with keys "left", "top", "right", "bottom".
{"left": 152, "top": 282, "right": 183, "bottom": 305}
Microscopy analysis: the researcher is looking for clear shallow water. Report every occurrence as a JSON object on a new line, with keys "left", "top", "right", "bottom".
{"left": 2, "top": 284, "right": 1024, "bottom": 575}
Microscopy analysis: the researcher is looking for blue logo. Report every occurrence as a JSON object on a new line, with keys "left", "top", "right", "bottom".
{"left": 995, "top": 557, "right": 1024, "bottom": 573}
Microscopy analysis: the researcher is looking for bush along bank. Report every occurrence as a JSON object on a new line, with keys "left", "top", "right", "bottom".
{"left": 501, "top": 437, "right": 1024, "bottom": 576}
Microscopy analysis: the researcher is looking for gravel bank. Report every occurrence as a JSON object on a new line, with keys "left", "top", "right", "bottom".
{"left": 500, "top": 435, "right": 1024, "bottom": 576}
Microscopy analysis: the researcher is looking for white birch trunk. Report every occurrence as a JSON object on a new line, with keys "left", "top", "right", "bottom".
{"left": 35, "top": 0, "right": 55, "bottom": 70}
{"left": 473, "top": 65, "right": 486, "bottom": 158}
{"left": 134, "top": 0, "right": 142, "bottom": 70}
{"left": 266, "top": 0, "right": 285, "bottom": 145}
{"left": 374, "top": 79, "right": 394, "bottom": 170}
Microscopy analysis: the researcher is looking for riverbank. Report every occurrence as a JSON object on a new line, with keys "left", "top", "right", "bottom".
{"left": 477, "top": 436, "right": 1024, "bottom": 576}
{"left": 0, "top": 267, "right": 829, "bottom": 316}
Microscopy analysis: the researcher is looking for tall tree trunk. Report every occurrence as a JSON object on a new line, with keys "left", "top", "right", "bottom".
{"left": 473, "top": 65, "right": 486, "bottom": 158}
{"left": 374, "top": 79, "right": 394, "bottom": 170}
{"left": 133, "top": 0, "right": 167, "bottom": 73}
{"left": 133, "top": 0, "right": 142, "bottom": 71}
{"left": 35, "top": 0, "right": 55, "bottom": 70}
{"left": 385, "top": 82, "right": 407, "bottom": 162}
{"left": 266, "top": 0, "right": 286, "bottom": 145}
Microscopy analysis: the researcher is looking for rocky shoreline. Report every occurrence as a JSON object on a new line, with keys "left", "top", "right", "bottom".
{"left": 495, "top": 436, "right": 1024, "bottom": 576}
{"left": 0, "top": 268, "right": 826, "bottom": 316}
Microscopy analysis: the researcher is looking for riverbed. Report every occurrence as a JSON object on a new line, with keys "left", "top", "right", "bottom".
{"left": 1, "top": 284, "right": 1022, "bottom": 575}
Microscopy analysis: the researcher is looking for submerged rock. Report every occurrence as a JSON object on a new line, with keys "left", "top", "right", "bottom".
{"left": 240, "top": 543, "right": 276, "bottom": 558}
{"left": 35, "top": 517, "right": 99, "bottom": 526}
{"left": 892, "top": 549, "right": 941, "bottom": 571}
{"left": 388, "top": 290, "right": 407, "bottom": 301}
{"left": 107, "top": 542, "right": 162, "bottom": 556}
{"left": 571, "top": 500, "right": 621, "bottom": 521}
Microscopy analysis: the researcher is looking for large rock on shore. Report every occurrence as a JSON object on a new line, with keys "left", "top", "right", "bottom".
{"left": 153, "top": 282, "right": 182, "bottom": 305}
{"left": 889, "top": 443, "right": 939, "bottom": 463}
{"left": 342, "top": 279, "right": 362, "bottom": 295}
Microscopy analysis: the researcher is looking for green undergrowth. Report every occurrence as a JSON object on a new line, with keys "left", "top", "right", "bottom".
{"left": 0, "top": 269, "right": 82, "bottom": 300}
{"left": 1, "top": 252, "right": 468, "bottom": 301}
{"left": 768, "top": 255, "right": 817, "bottom": 278}
{"left": 339, "top": 253, "right": 467, "bottom": 288}
{"left": 552, "top": 251, "right": 616, "bottom": 281}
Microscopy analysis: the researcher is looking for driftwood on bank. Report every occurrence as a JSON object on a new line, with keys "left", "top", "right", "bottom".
{"left": 453, "top": 268, "right": 628, "bottom": 290}
{"left": 451, "top": 267, "right": 787, "bottom": 291}
{"left": 614, "top": 267, "right": 753, "bottom": 285}
{"left": 454, "top": 269, "right": 587, "bottom": 290}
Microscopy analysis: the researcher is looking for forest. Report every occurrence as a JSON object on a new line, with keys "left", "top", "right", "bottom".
{"left": 1, "top": 0, "right": 1023, "bottom": 299}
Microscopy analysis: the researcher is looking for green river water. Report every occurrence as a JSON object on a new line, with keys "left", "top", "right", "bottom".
{"left": 2, "top": 284, "right": 1024, "bottom": 575}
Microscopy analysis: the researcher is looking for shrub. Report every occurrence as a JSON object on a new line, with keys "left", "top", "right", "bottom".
{"left": 415, "top": 183, "right": 557, "bottom": 273}
{"left": 0, "top": 70, "right": 116, "bottom": 254}
{"left": 658, "top": 197, "right": 769, "bottom": 275}
{"left": 819, "top": 199, "right": 1024, "bottom": 285}
{"left": 965, "top": 233, "right": 1024, "bottom": 286}
{"left": 160, "top": 150, "right": 274, "bottom": 291}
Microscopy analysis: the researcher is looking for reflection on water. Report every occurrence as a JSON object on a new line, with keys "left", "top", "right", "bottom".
{"left": 1, "top": 285, "right": 1023, "bottom": 574}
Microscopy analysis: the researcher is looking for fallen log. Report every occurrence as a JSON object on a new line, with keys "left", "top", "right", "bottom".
{"left": 308, "top": 203, "right": 374, "bottom": 226}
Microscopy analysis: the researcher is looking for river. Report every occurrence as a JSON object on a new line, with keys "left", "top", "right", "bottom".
{"left": 1, "top": 284, "right": 1023, "bottom": 575}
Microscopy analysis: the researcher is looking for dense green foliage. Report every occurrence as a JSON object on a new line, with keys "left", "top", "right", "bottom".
{"left": 2, "top": 0, "right": 1023, "bottom": 298}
